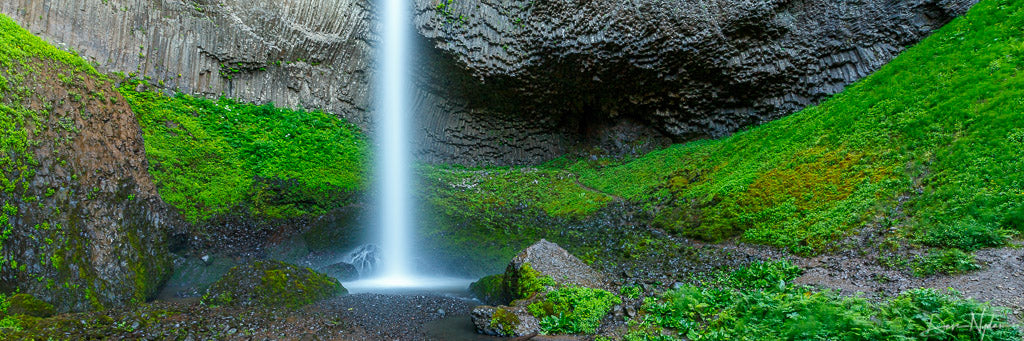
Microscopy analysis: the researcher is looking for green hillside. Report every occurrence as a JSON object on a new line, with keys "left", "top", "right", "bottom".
{"left": 427, "top": 0, "right": 1024, "bottom": 267}
{"left": 118, "top": 84, "right": 369, "bottom": 223}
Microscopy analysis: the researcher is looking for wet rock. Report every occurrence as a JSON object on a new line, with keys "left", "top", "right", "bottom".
{"left": 507, "top": 239, "right": 608, "bottom": 292}
{"left": 5, "top": 293, "right": 56, "bottom": 318}
{"left": 468, "top": 274, "right": 510, "bottom": 306}
{"left": 471, "top": 305, "right": 540, "bottom": 337}
{"left": 345, "top": 244, "right": 382, "bottom": 275}
{"left": 201, "top": 260, "right": 346, "bottom": 309}
{"left": 318, "top": 262, "right": 359, "bottom": 281}
{"left": 469, "top": 239, "right": 606, "bottom": 306}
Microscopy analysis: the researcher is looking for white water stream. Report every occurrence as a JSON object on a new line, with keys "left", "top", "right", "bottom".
{"left": 347, "top": 0, "right": 473, "bottom": 292}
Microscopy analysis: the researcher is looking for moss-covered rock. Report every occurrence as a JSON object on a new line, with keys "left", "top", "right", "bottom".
{"left": 469, "top": 274, "right": 509, "bottom": 306}
{"left": 0, "top": 14, "right": 172, "bottom": 313}
{"left": 5, "top": 294, "right": 55, "bottom": 318}
{"left": 201, "top": 260, "right": 346, "bottom": 309}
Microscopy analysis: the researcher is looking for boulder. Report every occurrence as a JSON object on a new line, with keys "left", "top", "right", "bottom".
{"left": 471, "top": 305, "right": 540, "bottom": 337}
{"left": 507, "top": 239, "right": 608, "bottom": 293}
{"left": 468, "top": 274, "right": 509, "bottom": 306}
{"left": 318, "top": 262, "right": 359, "bottom": 281}
{"left": 0, "top": 16, "right": 172, "bottom": 312}
{"left": 469, "top": 239, "right": 612, "bottom": 336}
{"left": 470, "top": 239, "right": 608, "bottom": 305}
{"left": 201, "top": 260, "right": 346, "bottom": 309}
{"left": 4, "top": 293, "right": 55, "bottom": 318}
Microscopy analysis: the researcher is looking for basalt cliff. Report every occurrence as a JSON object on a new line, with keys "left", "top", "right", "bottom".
{"left": 2, "top": 0, "right": 976, "bottom": 164}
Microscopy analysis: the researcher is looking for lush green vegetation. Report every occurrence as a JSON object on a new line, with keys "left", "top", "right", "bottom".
{"left": 0, "top": 292, "right": 21, "bottom": 331}
{"left": 425, "top": 0, "right": 1024, "bottom": 264}
{"left": 528, "top": 286, "right": 620, "bottom": 334}
{"left": 118, "top": 83, "right": 368, "bottom": 223}
{"left": 621, "top": 261, "right": 1020, "bottom": 341}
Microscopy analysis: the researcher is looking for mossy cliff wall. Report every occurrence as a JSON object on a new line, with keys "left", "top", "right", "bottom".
{"left": 1, "top": 0, "right": 977, "bottom": 165}
{"left": 0, "top": 15, "right": 171, "bottom": 312}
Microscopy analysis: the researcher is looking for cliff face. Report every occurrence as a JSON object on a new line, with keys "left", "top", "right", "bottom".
{"left": 1, "top": 0, "right": 976, "bottom": 165}
{"left": 1, "top": 15, "right": 171, "bottom": 311}
{"left": 412, "top": 0, "right": 978, "bottom": 160}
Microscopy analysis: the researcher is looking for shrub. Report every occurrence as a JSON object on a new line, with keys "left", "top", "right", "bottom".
{"left": 527, "top": 286, "right": 621, "bottom": 334}
{"left": 912, "top": 249, "right": 981, "bottom": 277}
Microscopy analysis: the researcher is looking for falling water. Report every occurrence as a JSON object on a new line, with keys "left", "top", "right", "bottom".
{"left": 375, "top": 0, "right": 413, "bottom": 284}
{"left": 343, "top": 0, "right": 474, "bottom": 293}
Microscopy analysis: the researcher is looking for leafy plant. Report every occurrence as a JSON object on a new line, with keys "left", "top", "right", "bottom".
{"left": 118, "top": 82, "right": 369, "bottom": 223}
{"left": 527, "top": 286, "right": 620, "bottom": 334}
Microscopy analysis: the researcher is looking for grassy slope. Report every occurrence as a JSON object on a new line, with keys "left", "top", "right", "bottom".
{"left": 620, "top": 261, "right": 1020, "bottom": 340}
{"left": 427, "top": 0, "right": 1024, "bottom": 264}
{"left": 118, "top": 84, "right": 368, "bottom": 223}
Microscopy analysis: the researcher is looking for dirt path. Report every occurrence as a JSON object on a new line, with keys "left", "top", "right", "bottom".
{"left": 713, "top": 240, "right": 1024, "bottom": 322}
{"left": 794, "top": 242, "right": 1024, "bottom": 320}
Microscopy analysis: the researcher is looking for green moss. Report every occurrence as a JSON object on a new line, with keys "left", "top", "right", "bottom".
{"left": 4, "top": 294, "right": 55, "bottom": 318}
{"left": 201, "top": 260, "right": 345, "bottom": 309}
{"left": 118, "top": 82, "right": 369, "bottom": 223}
{"left": 469, "top": 274, "right": 509, "bottom": 305}
{"left": 0, "top": 15, "right": 103, "bottom": 78}
{"left": 510, "top": 263, "right": 556, "bottom": 300}
{"left": 489, "top": 307, "right": 520, "bottom": 337}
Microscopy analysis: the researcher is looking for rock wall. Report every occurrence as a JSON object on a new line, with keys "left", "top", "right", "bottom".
{"left": 1, "top": 0, "right": 977, "bottom": 165}
{"left": 0, "top": 52, "right": 172, "bottom": 311}
{"left": 413, "top": 0, "right": 979, "bottom": 150}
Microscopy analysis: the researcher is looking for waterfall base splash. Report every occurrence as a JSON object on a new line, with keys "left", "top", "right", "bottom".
{"left": 343, "top": 276, "right": 476, "bottom": 294}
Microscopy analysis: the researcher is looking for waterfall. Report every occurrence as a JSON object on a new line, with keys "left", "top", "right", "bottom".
{"left": 343, "top": 0, "right": 473, "bottom": 293}
{"left": 375, "top": 0, "right": 413, "bottom": 282}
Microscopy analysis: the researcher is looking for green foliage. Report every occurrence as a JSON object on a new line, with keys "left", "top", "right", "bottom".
{"left": 0, "top": 293, "right": 22, "bottom": 331}
{"left": 625, "top": 271, "right": 1020, "bottom": 340}
{"left": 118, "top": 83, "right": 368, "bottom": 222}
{"left": 912, "top": 249, "right": 981, "bottom": 277}
{"left": 718, "top": 260, "right": 803, "bottom": 290}
{"left": 620, "top": 284, "right": 643, "bottom": 299}
{"left": 426, "top": 0, "right": 1024, "bottom": 258}
{"left": 527, "top": 286, "right": 620, "bottom": 334}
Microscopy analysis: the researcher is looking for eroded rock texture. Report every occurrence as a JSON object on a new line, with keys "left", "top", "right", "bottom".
{"left": 413, "top": 0, "right": 978, "bottom": 157}
{"left": 1, "top": 0, "right": 977, "bottom": 165}
{"left": 0, "top": 61, "right": 172, "bottom": 312}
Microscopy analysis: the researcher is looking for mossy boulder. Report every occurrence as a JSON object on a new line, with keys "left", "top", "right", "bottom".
{"left": 470, "top": 239, "right": 609, "bottom": 306}
{"left": 470, "top": 240, "right": 616, "bottom": 336}
{"left": 5, "top": 294, "right": 56, "bottom": 318}
{"left": 469, "top": 274, "right": 509, "bottom": 306}
{"left": 201, "top": 260, "right": 346, "bottom": 309}
{"left": 471, "top": 305, "right": 539, "bottom": 337}
{"left": 318, "top": 262, "right": 359, "bottom": 281}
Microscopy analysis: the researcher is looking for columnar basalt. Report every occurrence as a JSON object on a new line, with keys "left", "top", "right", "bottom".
{"left": 1, "top": 0, "right": 977, "bottom": 166}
